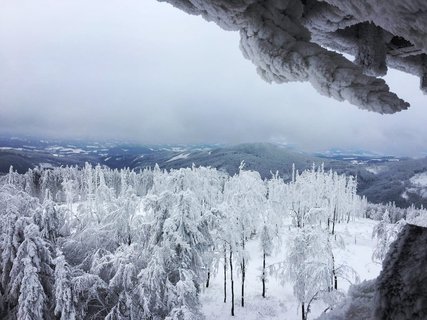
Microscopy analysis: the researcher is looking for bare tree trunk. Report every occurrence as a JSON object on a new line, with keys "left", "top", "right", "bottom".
{"left": 206, "top": 270, "right": 210, "bottom": 288}
{"left": 334, "top": 273, "right": 338, "bottom": 290}
{"left": 332, "top": 206, "right": 337, "bottom": 235}
{"left": 223, "top": 244, "right": 227, "bottom": 303}
{"left": 332, "top": 252, "right": 338, "bottom": 290}
{"left": 262, "top": 252, "right": 266, "bottom": 298}
{"left": 230, "top": 247, "right": 234, "bottom": 316}
{"left": 241, "top": 238, "right": 245, "bottom": 307}
{"left": 241, "top": 257, "right": 245, "bottom": 307}
{"left": 302, "top": 302, "right": 306, "bottom": 320}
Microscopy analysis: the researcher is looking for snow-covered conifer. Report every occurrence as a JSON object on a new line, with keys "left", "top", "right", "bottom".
{"left": 8, "top": 223, "right": 53, "bottom": 319}
{"left": 54, "top": 251, "right": 76, "bottom": 320}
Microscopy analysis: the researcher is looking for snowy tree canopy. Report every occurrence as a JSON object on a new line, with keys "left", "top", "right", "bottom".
{"left": 2, "top": 163, "right": 427, "bottom": 319}
{"left": 0, "top": 163, "right": 369, "bottom": 319}
{"left": 158, "top": 0, "right": 427, "bottom": 113}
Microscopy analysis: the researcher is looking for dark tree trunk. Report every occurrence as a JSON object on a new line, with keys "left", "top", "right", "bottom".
{"left": 332, "top": 252, "right": 338, "bottom": 290}
{"left": 302, "top": 302, "right": 306, "bottom": 320}
{"left": 230, "top": 247, "right": 234, "bottom": 316}
{"left": 334, "top": 274, "right": 338, "bottom": 290}
{"left": 332, "top": 206, "right": 337, "bottom": 235}
{"left": 262, "top": 252, "right": 266, "bottom": 298}
{"left": 241, "top": 238, "right": 245, "bottom": 307}
{"left": 206, "top": 271, "right": 210, "bottom": 288}
{"left": 223, "top": 244, "right": 227, "bottom": 303}
{"left": 241, "top": 257, "right": 245, "bottom": 307}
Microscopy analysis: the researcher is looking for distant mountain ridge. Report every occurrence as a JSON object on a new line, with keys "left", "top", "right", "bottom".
{"left": 1, "top": 136, "right": 427, "bottom": 208}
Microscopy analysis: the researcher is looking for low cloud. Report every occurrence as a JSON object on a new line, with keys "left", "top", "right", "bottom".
{"left": 0, "top": 0, "right": 426, "bottom": 156}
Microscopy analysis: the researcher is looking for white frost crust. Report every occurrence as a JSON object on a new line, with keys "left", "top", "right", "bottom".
{"left": 158, "top": 0, "right": 427, "bottom": 113}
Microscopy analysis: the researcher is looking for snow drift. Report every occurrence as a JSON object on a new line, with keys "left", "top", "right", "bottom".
{"left": 159, "top": 0, "right": 427, "bottom": 113}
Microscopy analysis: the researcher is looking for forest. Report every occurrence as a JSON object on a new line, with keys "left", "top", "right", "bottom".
{"left": 0, "top": 163, "right": 424, "bottom": 320}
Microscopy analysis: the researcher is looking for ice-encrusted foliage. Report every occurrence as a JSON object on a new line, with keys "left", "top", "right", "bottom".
{"left": 158, "top": 0, "right": 427, "bottom": 113}
{"left": 17, "top": 257, "right": 47, "bottom": 320}
{"left": 373, "top": 224, "right": 427, "bottom": 320}
{"left": 9, "top": 223, "right": 53, "bottom": 320}
{"left": 372, "top": 211, "right": 406, "bottom": 263}
{"left": 0, "top": 184, "right": 55, "bottom": 320}
{"left": 268, "top": 165, "right": 361, "bottom": 320}
{"left": 316, "top": 279, "right": 376, "bottom": 320}
{"left": 319, "top": 224, "right": 427, "bottom": 320}
{"left": 0, "top": 164, "right": 366, "bottom": 319}
{"left": 140, "top": 189, "right": 211, "bottom": 319}
{"left": 54, "top": 252, "right": 76, "bottom": 320}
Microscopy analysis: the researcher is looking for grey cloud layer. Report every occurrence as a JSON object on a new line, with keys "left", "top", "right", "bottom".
{"left": 0, "top": 0, "right": 426, "bottom": 155}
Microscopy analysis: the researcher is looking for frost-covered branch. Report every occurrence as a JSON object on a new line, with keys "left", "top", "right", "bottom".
{"left": 158, "top": 0, "right": 425, "bottom": 113}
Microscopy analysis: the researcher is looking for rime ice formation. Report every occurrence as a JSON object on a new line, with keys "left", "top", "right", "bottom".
{"left": 316, "top": 280, "right": 376, "bottom": 320}
{"left": 317, "top": 224, "right": 427, "bottom": 320}
{"left": 373, "top": 224, "right": 427, "bottom": 320}
{"left": 159, "top": 0, "right": 427, "bottom": 113}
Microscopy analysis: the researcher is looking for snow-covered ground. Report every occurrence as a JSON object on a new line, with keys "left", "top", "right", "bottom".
{"left": 201, "top": 219, "right": 381, "bottom": 320}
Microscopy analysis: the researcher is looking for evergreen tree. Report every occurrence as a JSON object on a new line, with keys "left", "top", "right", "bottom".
{"left": 9, "top": 223, "right": 53, "bottom": 319}
{"left": 54, "top": 252, "right": 76, "bottom": 320}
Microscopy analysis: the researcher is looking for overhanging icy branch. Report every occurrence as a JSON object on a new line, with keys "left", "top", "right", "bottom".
{"left": 159, "top": 0, "right": 427, "bottom": 113}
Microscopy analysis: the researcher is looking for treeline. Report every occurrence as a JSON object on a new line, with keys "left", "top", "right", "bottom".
{"left": 0, "top": 163, "right": 367, "bottom": 320}
{"left": 366, "top": 201, "right": 427, "bottom": 222}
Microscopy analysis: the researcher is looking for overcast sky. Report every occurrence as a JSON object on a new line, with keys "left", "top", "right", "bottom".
{"left": 0, "top": 0, "right": 426, "bottom": 156}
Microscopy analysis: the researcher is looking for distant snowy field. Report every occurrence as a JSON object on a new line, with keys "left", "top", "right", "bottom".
{"left": 201, "top": 219, "right": 381, "bottom": 320}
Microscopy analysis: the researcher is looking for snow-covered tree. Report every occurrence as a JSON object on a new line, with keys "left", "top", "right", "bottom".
{"left": 17, "top": 257, "right": 47, "bottom": 320}
{"left": 54, "top": 251, "right": 76, "bottom": 320}
{"left": 139, "top": 189, "right": 212, "bottom": 319}
{"left": 259, "top": 223, "right": 274, "bottom": 298}
{"left": 372, "top": 210, "right": 406, "bottom": 263}
{"left": 0, "top": 161, "right": 372, "bottom": 320}
{"left": 285, "top": 226, "right": 333, "bottom": 320}
{"left": 8, "top": 223, "right": 53, "bottom": 319}
{"left": 35, "top": 190, "right": 61, "bottom": 243}
{"left": 223, "top": 163, "right": 267, "bottom": 309}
